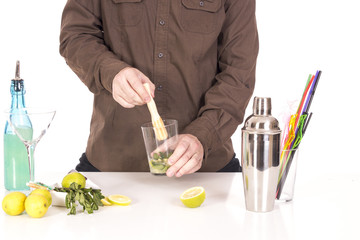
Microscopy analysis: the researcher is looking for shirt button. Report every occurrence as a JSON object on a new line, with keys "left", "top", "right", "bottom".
{"left": 159, "top": 20, "right": 165, "bottom": 26}
{"left": 158, "top": 52, "right": 164, "bottom": 58}
{"left": 157, "top": 85, "right": 163, "bottom": 91}
{"left": 199, "top": 1, "right": 204, "bottom": 6}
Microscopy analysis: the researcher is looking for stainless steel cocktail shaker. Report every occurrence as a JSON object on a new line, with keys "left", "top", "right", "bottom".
{"left": 241, "top": 97, "right": 281, "bottom": 212}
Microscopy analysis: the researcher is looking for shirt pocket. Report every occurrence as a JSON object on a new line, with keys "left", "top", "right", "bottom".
{"left": 181, "top": 0, "right": 221, "bottom": 34}
{"left": 111, "top": 0, "right": 144, "bottom": 26}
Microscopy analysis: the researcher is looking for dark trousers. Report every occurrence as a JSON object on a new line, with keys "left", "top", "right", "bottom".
{"left": 76, "top": 153, "right": 242, "bottom": 172}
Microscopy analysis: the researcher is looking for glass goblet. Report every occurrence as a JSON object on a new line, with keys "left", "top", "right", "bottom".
{"left": 6, "top": 108, "right": 56, "bottom": 185}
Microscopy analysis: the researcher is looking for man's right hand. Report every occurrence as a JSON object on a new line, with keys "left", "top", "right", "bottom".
{"left": 112, "top": 67, "right": 155, "bottom": 108}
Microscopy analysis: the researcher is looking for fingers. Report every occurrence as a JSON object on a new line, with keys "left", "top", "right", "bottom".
{"left": 152, "top": 136, "right": 178, "bottom": 155}
{"left": 112, "top": 67, "right": 154, "bottom": 108}
{"left": 169, "top": 153, "right": 202, "bottom": 178}
{"left": 166, "top": 134, "right": 204, "bottom": 178}
{"left": 113, "top": 94, "right": 135, "bottom": 108}
{"left": 127, "top": 71, "right": 151, "bottom": 102}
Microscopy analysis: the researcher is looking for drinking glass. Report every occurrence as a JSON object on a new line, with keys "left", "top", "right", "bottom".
{"left": 276, "top": 147, "right": 300, "bottom": 202}
{"left": 141, "top": 119, "right": 178, "bottom": 175}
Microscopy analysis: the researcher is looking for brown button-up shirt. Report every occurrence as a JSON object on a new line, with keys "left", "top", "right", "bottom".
{"left": 60, "top": 0, "right": 259, "bottom": 172}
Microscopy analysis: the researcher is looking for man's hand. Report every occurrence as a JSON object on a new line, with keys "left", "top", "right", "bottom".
{"left": 166, "top": 134, "right": 204, "bottom": 177}
{"left": 112, "top": 67, "right": 155, "bottom": 108}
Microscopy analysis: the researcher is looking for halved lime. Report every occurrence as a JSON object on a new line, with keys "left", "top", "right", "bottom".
{"left": 180, "top": 186, "right": 206, "bottom": 208}
{"left": 107, "top": 195, "right": 131, "bottom": 206}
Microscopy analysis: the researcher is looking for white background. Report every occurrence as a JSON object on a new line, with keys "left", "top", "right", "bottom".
{"left": 0, "top": 0, "right": 359, "bottom": 186}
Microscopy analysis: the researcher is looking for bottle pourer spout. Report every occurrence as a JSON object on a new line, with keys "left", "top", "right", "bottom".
{"left": 15, "top": 60, "right": 21, "bottom": 80}
{"left": 13, "top": 60, "right": 24, "bottom": 92}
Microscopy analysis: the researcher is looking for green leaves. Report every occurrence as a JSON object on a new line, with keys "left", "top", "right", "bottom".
{"left": 54, "top": 182, "right": 105, "bottom": 215}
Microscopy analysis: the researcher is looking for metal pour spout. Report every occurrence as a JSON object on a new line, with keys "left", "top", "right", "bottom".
{"left": 15, "top": 60, "right": 21, "bottom": 80}
{"left": 12, "top": 60, "right": 24, "bottom": 92}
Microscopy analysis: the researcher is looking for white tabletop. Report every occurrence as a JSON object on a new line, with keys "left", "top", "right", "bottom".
{"left": 1, "top": 172, "right": 359, "bottom": 240}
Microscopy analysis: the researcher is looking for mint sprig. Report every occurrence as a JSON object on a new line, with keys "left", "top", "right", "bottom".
{"left": 54, "top": 182, "right": 105, "bottom": 215}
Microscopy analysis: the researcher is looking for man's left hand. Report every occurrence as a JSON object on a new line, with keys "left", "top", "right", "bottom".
{"left": 166, "top": 134, "right": 204, "bottom": 177}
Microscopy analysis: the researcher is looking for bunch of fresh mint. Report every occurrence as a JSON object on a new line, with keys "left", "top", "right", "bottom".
{"left": 54, "top": 182, "right": 104, "bottom": 215}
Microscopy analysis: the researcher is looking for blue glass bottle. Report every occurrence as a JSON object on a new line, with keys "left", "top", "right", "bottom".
{"left": 4, "top": 61, "right": 33, "bottom": 190}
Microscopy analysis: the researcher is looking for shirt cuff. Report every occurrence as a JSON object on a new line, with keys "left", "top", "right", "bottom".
{"left": 100, "top": 59, "right": 131, "bottom": 93}
{"left": 182, "top": 117, "right": 218, "bottom": 162}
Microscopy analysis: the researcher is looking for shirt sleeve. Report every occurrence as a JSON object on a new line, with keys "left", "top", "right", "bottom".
{"left": 183, "top": 0, "right": 259, "bottom": 160}
{"left": 59, "top": 0, "right": 130, "bottom": 94}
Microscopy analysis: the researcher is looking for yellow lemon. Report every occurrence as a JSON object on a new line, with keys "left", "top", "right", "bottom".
{"left": 61, "top": 172, "right": 86, "bottom": 188}
{"left": 107, "top": 195, "right": 131, "bottom": 206}
{"left": 24, "top": 194, "right": 48, "bottom": 218}
{"left": 180, "top": 186, "right": 206, "bottom": 208}
{"left": 2, "top": 192, "right": 27, "bottom": 216}
{"left": 100, "top": 197, "right": 113, "bottom": 206}
{"left": 30, "top": 189, "right": 52, "bottom": 207}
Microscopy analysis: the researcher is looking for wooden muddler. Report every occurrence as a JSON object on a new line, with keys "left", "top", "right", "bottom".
{"left": 143, "top": 83, "right": 168, "bottom": 141}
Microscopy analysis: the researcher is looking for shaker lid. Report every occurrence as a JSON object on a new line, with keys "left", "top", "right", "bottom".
{"left": 242, "top": 97, "right": 281, "bottom": 134}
